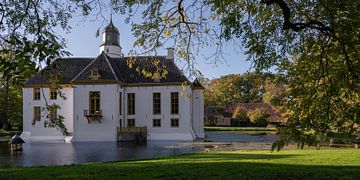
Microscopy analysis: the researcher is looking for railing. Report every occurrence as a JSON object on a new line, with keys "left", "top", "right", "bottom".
{"left": 84, "top": 109, "right": 102, "bottom": 117}
{"left": 117, "top": 126, "right": 147, "bottom": 133}
{"left": 83, "top": 109, "right": 102, "bottom": 124}
{"left": 117, "top": 126, "right": 147, "bottom": 143}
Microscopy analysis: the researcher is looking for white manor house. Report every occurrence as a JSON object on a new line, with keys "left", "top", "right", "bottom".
{"left": 21, "top": 20, "right": 205, "bottom": 142}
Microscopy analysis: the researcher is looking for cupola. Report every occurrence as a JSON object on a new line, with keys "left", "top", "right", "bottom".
{"left": 99, "top": 16, "right": 122, "bottom": 58}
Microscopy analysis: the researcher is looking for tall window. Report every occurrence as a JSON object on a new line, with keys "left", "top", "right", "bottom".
{"left": 171, "top": 92, "right": 179, "bottom": 114}
{"left": 127, "top": 119, "right": 135, "bottom": 127}
{"left": 50, "top": 89, "right": 57, "bottom": 100}
{"left": 33, "top": 88, "right": 40, "bottom": 100}
{"left": 119, "top": 92, "right": 122, "bottom": 115}
{"left": 171, "top": 118, "right": 179, "bottom": 128}
{"left": 127, "top": 93, "right": 135, "bottom": 115}
{"left": 33, "top": 107, "right": 41, "bottom": 123}
{"left": 89, "top": 91, "right": 101, "bottom": 115}
{"left": 153, "top": 119, "right": 161, "bottom": 127}
{"left": 49, "top": 107, "right": 57, "bottom": 121}
{"left": 153, "top": 93, "right": 161, "bottom": 114}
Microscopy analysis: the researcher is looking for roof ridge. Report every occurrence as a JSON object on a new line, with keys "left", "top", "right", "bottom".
{"left": 71, "top": 55, "right": 99, "bottom": 82}
{"left": 124, "top": 55, "right": 167, "bottom": 58}
{"left": 107, "top": 56, "right": 126, "bottom": 82}
{"left": 60, "top": 57, "right": 95, "bottom": 59}
{"left": 103, "top": 53, "right": 119, "bottom": 81}
{"left": 169, "top": 59, "right": 190, "bottom": 83}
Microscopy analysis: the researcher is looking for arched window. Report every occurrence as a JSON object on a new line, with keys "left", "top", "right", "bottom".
{"left": 89, "top": 92, "right": 100, "bottom": 115}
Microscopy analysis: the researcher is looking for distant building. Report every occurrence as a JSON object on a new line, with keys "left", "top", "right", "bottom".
{"left": 21, "top": 19, "right": 205, "bottom": 142}
{"left": 225, "top": 103, "right": 285, "bottom": 127}
{"left": 204, "top": 107, "right": 232, "bottom": 126}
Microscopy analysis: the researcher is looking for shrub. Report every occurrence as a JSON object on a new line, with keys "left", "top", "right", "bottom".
{"left": 232, "top": 107, "right": 250, "bottom": 126}
{"left": 247, "top": 109, "right": 270, "bottom": 127}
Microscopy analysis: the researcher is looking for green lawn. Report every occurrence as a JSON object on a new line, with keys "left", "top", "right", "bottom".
{"left": 1, "top": 149, "right": 360, "bottom": 179}
{"left": 205, "top": 126, "right": 277, "bottom": 131}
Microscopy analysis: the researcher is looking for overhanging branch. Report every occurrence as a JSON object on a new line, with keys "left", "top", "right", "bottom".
{"left": 260, "top": 0, "right": 334, "bottom": 37}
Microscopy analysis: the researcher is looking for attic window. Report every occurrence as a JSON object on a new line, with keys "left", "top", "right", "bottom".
{"left": 90, "top": 68, "right": 101, "bottom": 80}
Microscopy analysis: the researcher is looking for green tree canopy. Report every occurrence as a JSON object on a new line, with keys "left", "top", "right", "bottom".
{"left": 204, "top": 71, "right": 284, "bottom": 107}
{"left": 247, "top": 109, "right": 270, "bottom": 127}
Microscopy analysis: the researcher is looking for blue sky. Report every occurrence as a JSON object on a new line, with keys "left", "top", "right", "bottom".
{"left": 59, "top": 13, "right": 254, "bottom": 79}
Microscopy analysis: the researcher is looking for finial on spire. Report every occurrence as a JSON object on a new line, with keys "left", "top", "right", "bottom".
{"left": 110, "top": 12, "right": 113, "bottom": 23}
{"left": 110, "top": 1, "right": 113, "bottom": 23}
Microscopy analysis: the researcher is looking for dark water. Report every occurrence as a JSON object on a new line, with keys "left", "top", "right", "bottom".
{"left": 0, "top": 131, "right": 277, "bottom": 168}
{"left": 0, "top": 141, "right": 197, "bottom": 168}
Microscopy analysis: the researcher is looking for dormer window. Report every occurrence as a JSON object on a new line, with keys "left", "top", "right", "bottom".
{"left": 90, "top": 68, "right": 101, "bottom": 80}
{"left": 92, "top": 69, "right": 99, "bottom": 76}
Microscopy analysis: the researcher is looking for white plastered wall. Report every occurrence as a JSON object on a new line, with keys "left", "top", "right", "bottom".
{"left": 192, "top": 89, "right": 205, "bottom": 138}
{"left": 72, "top": 84, "right": 119, "bottom": 141}
{"left": 22, "top": 87, "right": 74, "bottom": 141}
{"left": 123, "top": 85, "right": 195, "bottom": 141}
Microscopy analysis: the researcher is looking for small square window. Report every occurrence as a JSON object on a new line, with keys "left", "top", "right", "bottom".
{"left": 171, "top": 119, "right": 179, "bottom": 128}
{"left": 127, "top": 119, "right": 135, "bottom": 127}
{"left": 153, "top": 119, "right": 161, "bottom": 127}
{"left": 92, "top": 69, "right": 99, "bottom": 76}
{"left": 90, "top": 69, "right": 101, "bottom": 80}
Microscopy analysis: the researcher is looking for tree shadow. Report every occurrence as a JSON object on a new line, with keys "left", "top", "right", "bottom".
{"left": 1, "top": 153, "right": 360, "bottom": 179}
{"left": 180, "top": 152, "right": 299, "bottom": 160}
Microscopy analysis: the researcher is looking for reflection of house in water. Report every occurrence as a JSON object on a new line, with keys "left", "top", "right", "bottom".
{"left": 204, "top": 107, "right": 232, "bottom": 126}
{"left": 225, "top": 103, "right": 286, "bottom": 127}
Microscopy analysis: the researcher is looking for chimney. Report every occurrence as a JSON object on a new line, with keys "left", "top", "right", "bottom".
{"left": 166, "top": 47, "right": 175, "bottom": 60}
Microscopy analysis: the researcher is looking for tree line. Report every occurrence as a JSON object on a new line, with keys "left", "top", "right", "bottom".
{"left": 203, "top": 71, "right": 287, "bottom": 108}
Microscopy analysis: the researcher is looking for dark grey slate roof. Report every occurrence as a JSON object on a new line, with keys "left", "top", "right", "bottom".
{"left": 24, "top": 58, "right": 92, "bottom": 85}
{"left": 192, "top": 78, "right": 205, "bottom": 89}
{"left": 25, "top": 53, "right": 189, "bottom": 85}
{"left": 111, "top": 56, "right": 188, "bottom": 83}
{"left": 103, "top": 18, "right": 119, "bottom": 34}
{"left": 204, "top": 107, "right": 223, "bottom": 117}
{"left": 72, "top": 53, "right": 119, "bottom": 82}
{"left": 100, "top": 18, "right": 120, "bottom": 47}
{"left": 9, "top": 134, "right": 25, "bottom": 144}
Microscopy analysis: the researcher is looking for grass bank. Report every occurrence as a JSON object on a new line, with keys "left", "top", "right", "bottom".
{"left": 205, "top": 126, "right": 277, "bottom": 131}
{"left": 0, "top": 129, "right": 20, "bottom": 141}
{"left": 1, "top": 149, "right": 359, "bottom": 179}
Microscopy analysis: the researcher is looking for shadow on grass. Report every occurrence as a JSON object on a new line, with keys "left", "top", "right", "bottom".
{"left": 179, "top": 152, "right": 299, "bottom": 160}
{"left": 1, "top": 152, "right": 359, "bottom": 179}
{"left": 1, "top": 161, "right": 360, "bottom": 179}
